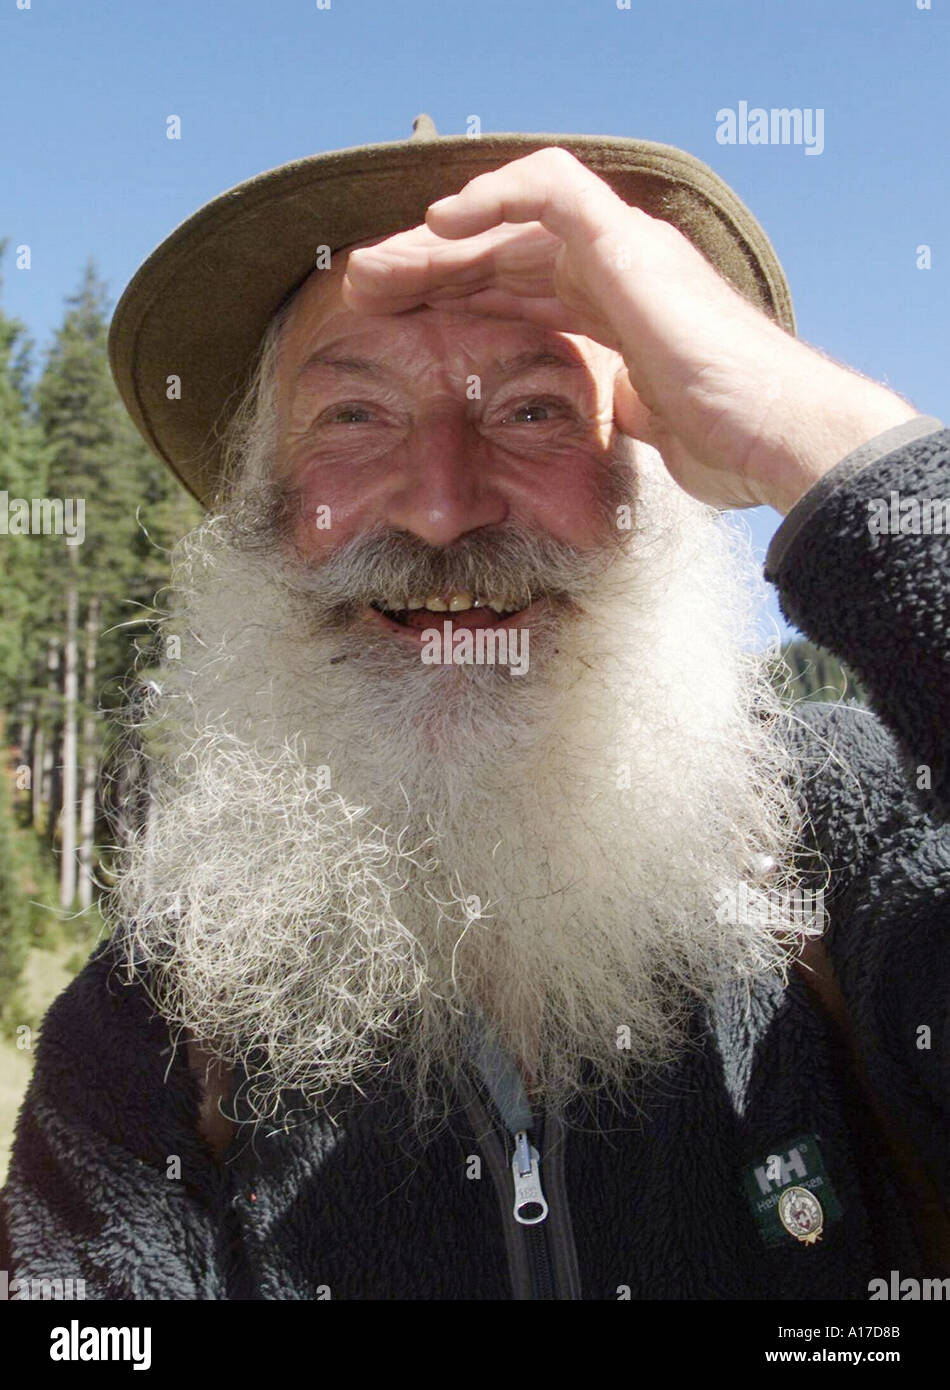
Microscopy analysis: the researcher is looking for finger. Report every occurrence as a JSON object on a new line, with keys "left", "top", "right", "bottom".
{"left": 612, "top": 367, "right": 655, "bottom": 442}
{"left": 421, "top": 289, "right": 583, "bottom": 334}
{"left": 345, "top": 222, "right": 559, "bottom": 299}
{"left": 341, "top": 273, "right": 491, "bottom": 316}
{"left": 425, "top": 147, "right": 626, "bottom": 243}
{"left": 344, "top": 234, "right": 498, "bottom": 303}
{"left": 342, "top": 227, "right": 562, "bottom": 316}
{"left": 341, "top": 265, "right": 555, "bottom": 316}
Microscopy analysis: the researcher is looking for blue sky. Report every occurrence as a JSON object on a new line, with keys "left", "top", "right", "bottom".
{"left": 2, "top": 0, "right": 946, "bottom": 644}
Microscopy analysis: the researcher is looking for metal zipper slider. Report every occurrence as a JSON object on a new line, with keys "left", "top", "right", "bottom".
{"left": 511, "top": 1130, "right": 549, "bottom": 1225}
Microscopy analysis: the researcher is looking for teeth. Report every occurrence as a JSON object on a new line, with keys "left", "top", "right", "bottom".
{"left": 388, "top": 591, "right": 529, "bottom": 614}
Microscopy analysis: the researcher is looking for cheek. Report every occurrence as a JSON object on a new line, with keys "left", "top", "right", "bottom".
{"left": 284, "top": 468, "right": 379, "bottom": 560}
{"left": 516, "top": 457, "right": 617, "bottom": 548}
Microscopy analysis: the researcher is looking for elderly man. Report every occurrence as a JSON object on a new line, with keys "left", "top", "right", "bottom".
{"left": 2, "top": 118, "right": 948, "bottom": 1301}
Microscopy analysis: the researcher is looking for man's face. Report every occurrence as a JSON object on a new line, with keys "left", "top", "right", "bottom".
{"left": 273, "top": 252, "right": 629, "bottom": 642}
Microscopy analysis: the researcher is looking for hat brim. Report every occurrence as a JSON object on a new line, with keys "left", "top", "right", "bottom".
{"left": 108, "top": 131, "right": 795, "bottom": 507}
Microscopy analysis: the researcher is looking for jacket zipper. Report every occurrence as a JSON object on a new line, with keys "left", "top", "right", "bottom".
{"left": 523, "top": 1226, "right": 556, "bottom": 1299}
{"left": 511, "top": 1128, "right": 549, "bottom": 1224}
{"left": 460, "top": 1071, "right": 580, "bottom": 1299}
{"left": 510, "top": 1119, "right": 554, "bottom": 1298}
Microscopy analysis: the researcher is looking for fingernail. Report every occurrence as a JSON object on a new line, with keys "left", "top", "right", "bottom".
{"left": 429, "top": 194, "right": 458, "bottom": 209}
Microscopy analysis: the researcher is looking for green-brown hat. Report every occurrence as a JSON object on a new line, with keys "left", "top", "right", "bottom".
{"left": 108, "top": 114, "right": 795, "bottom": 508}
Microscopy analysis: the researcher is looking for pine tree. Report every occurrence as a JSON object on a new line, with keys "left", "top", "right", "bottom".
{"left": 32, "top": 261, "right": 200, "bottom": 913}
{"left": 0, "top": 251, "right": 36, "bottom": 1007}
{"left": 0, "top": 242, "right": 47, "bottom": 714}
{"left": 34, "top": 263, "right": 129, "bottom": 910}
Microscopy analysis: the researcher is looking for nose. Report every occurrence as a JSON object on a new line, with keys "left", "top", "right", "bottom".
{"left": 382, "top": 410, "right": 508, "bottom": 547}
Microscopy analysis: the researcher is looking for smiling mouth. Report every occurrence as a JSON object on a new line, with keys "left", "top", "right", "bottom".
{"left": 369, "top": 591, "right": 534, "bottom": 631}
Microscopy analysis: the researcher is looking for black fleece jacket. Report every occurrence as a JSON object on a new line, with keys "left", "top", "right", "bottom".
{"left": 2, "top": 424, "right": 948, "bottom": 1300}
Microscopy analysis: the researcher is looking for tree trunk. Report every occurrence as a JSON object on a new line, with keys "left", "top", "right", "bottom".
{"left": 16, "top": 704, "right": 32, "bottom": 761}
{"left": 41, "top": 639, "right": 60, "bottom": 838}
{"left": 16, "top": 699, "right": 35, "bottom": 818}
{"left": 59, "top": 577, "right": 79, "bottom": 910}
{"left": 29, "top": 708, "right": 44, "bottom": 828}
{"left": 78, "top": 597, "right": 100, "bottom": 910}
{"left": 31, "top": 712, "right": 45, "bottom": 829}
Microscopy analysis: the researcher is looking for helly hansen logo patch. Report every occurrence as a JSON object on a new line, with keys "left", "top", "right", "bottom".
{"left": 742, "top": 1135, "right": 843, "bottom": 1248}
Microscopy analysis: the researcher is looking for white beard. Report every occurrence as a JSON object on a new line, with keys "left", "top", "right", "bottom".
{"left": 112, "top": 440, "right": 815, "bottom": 1129}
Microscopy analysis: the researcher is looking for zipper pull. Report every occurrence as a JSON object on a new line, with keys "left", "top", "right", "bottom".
{"left": 511, "top": 1130, "right": 549, "bottom": 1225}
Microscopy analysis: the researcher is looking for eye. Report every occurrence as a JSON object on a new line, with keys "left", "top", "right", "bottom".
{"left": 500, "top": 397, "right": 573, "bottom": 425}
{"left": 320, "top": 402, "right": 376, "bottom": 425}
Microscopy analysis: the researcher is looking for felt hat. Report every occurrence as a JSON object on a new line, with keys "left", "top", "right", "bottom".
{"left": 108, "top": 114, "right": 795, "bottom": 506}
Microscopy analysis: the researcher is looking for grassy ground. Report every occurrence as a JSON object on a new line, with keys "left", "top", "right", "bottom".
{"left": 0, "top": 942, "right": 79, "bottom": 1185}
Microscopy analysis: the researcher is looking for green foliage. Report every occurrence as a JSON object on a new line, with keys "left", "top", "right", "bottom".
{"left": 0, "top": 248, "right": 48, "bottom": 709}
{"left": 13, "top": 805, "right": 65, "bottom": 949}
{"left": 770, "top": 638, "right": 867, "bottom": 706}
{"left": 0, "top": 764, "right": 29, "bottom": 1024}
{"left": 32, "top": 260, "right": 199, "bottom": 688}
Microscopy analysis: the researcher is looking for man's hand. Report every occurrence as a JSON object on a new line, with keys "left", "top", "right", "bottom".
{"left": 342, "top": 148, "right": 920, "bottom": 514}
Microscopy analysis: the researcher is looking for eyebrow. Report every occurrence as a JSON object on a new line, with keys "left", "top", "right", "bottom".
{"left": 296, "top": 353, "right": 390, "bottom": 381}
{"left": 295, "top": 346, "right": 589, "bottom": 383}
{"left": 493, "top": 348, "right": 588, "bottom": 379}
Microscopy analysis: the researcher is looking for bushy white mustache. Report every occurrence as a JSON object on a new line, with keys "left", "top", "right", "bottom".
{"left": 224, "top": 499, "right": 630, "bottom": 630}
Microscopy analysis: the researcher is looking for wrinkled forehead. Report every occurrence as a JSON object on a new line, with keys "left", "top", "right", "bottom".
{"left": 283, "top": 232, "right": 400, "bottom": 343}
{"left": 277, "top": 236, "right": 620, "bottom": 386}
